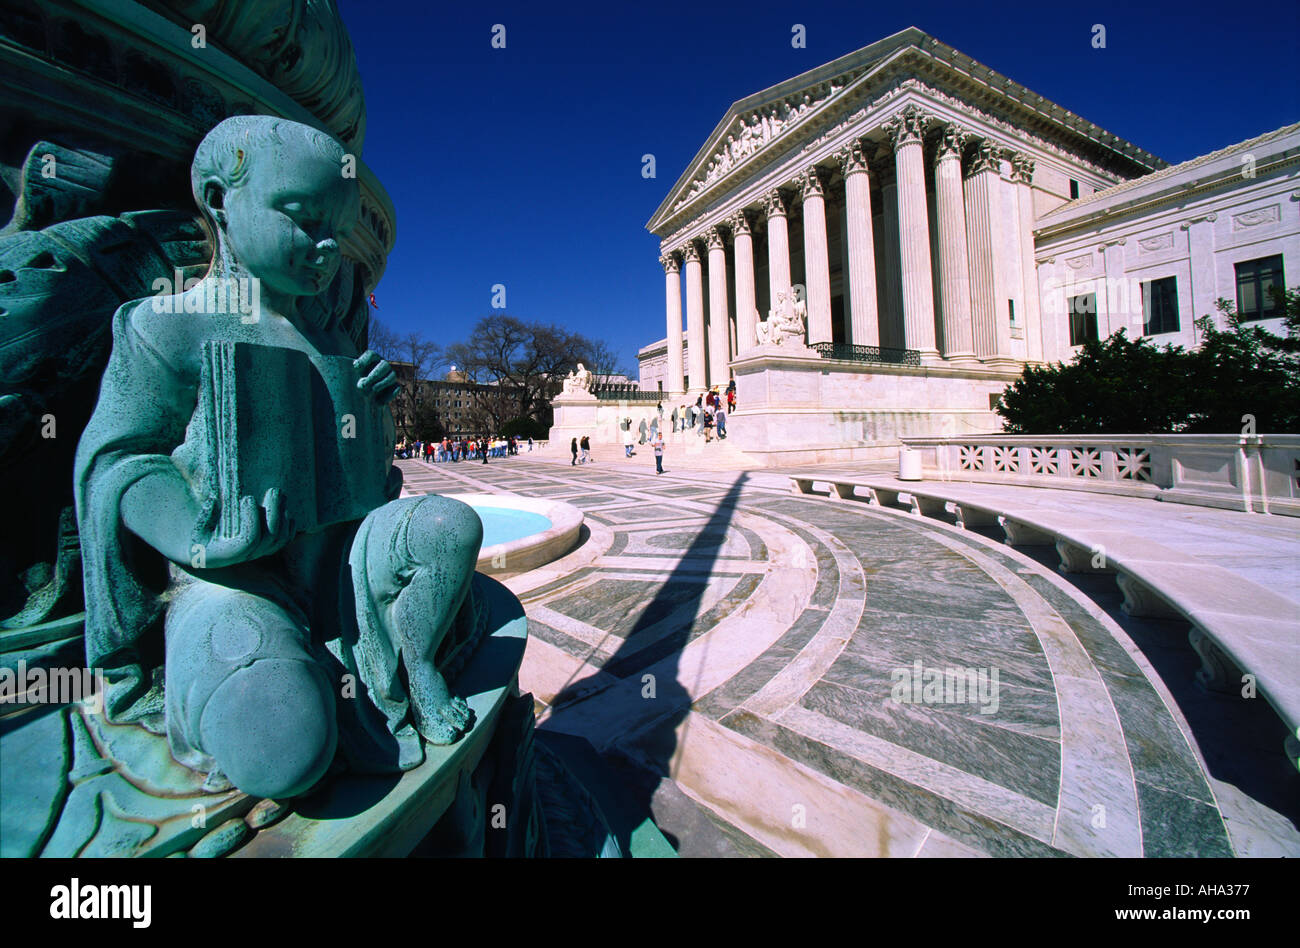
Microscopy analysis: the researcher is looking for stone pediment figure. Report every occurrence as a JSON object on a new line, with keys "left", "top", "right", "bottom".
{"left": 755, "top": 288, "right": 808, "bottom": 347}
{"left": 74, "top": 115, "right": 483, "bottom": 801}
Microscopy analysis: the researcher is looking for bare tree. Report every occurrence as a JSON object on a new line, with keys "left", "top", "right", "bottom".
{"left": 368, "top": 317, "right": 445, "bottom": 438}
{"left": 580, "top": 337, "right": 629, "bottom": 387}
{"left": 447, "top": 314, "right": 597, "bottom": 428}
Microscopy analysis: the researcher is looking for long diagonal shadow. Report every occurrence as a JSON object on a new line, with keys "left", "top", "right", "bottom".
{"left": 541, "top": 471, "right": 750, "bottom": 855}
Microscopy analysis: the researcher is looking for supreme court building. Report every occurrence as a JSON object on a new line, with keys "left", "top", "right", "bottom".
{"left": 638, "top": 27, "right": 1300, "bottom": 464}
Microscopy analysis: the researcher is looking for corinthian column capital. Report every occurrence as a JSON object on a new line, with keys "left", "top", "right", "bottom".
{"left": 704, "top": 227, "right": 726, "bottom": 252}
{"left": 763, "top": 188, "right": 788, "bottom": 219}
{"left": 728, "top": 210, "right": 752, "bottom": 237}
{"left": 660, "top": 253, "right": 680, "bottom": 274}
{"left": 798, "top": 167, "right": 826, "bottom": 200}
{"left": 934, "top": 124, "right": 969, "bottom": 161}
{"left": 681, "top": 241, "right": 702, "bottom": 263}
{"left": 1009, "top": 152, "right": 1036, "bottom": 185}
{"left": 884, "top": 105, "right": 930, "bottom": 150}
{"left": 837, "top": 138, "right": 872, "bottom": 177}
{"left": 966, "top": 139, "right": 1002, "bottom": 177}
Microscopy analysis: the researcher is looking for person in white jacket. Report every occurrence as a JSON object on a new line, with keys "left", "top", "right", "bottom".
{"left": 622, "top": 419, "right": 636, "bottom": 457}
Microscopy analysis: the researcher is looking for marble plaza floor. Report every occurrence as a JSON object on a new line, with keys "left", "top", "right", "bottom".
{"left": 397, "top": 456, "right": 1300, "bottom": 857}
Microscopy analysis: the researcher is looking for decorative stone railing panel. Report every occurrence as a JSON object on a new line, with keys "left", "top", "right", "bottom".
{"left": 901, "top": 434, "right": 1300, "bottom": 516}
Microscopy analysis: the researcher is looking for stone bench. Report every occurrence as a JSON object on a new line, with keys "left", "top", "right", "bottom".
{"left": 791, "top": 474, "right": 1300, "bottom": 770}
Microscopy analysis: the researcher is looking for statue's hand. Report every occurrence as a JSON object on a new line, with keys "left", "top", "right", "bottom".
{"left": 201, "top": 489, "right": 295, "bottom": 567}
{"left": 353, "top": 350, "right": 400, "bottom": 405}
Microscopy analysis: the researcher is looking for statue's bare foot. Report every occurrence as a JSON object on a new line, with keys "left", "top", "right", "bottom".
{"left": 407, "top": 661, "right": 473, "bottom": 745}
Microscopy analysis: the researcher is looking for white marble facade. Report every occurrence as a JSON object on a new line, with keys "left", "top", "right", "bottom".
{"left": 641, "top": 27, "right": 1298, "bottom": 401}
{"left": 1035, "top": 123, "right": 1300, "bottom": 357}
{"left": 643, "top": 27, "right": 1168, "bottom": 398}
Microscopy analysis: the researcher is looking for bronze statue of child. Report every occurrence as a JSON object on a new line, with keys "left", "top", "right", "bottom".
{"left": 76, "top": 116, "right": 481, "bottom": 799}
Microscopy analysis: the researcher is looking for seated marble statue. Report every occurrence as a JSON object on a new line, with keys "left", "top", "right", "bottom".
{"left": 562, "top": 362, "right": 593, "bottom": 395}
{"left": 756, "top": 289, "right": 807, "bottom": 346}
{"left": 74, "top": 116, "right": 482, "bottom": 800}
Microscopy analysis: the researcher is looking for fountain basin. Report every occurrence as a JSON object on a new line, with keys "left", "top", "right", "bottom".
{"left": 442, "top": 493, "right": 584, "bottom": 576}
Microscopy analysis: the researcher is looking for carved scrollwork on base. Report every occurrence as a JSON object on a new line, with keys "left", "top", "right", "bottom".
{"left": 1188, "top": 626, "right": 1241, "bottom": 695}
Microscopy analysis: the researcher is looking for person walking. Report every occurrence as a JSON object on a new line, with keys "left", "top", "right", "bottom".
{"left": 579, "top": 435, "right": 591, "bottom": 464}
{"left": 622, "top": 419, "right": 635, "bottom": 457}
{"left": 716, "top": 405, "right": 727, "bottom": 440}
{"left": 652, "top": 430, "right": 665, "bottom": 474}
{"left": 570, "top": 437, "right": 578, "bottom": 465}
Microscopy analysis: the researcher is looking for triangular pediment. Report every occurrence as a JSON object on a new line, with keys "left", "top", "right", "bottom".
{"left": 647, "top": 27, "right": 1164, "bottom": 236}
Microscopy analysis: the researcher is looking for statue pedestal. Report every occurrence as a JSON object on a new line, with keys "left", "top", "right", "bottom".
{"left": 547, "top": 391, "right": 600, "bottom": 446}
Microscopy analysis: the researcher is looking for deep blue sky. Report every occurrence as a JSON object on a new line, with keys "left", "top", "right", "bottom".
{"left": 336, "top": 0, "right": 1299, "bottom": 374}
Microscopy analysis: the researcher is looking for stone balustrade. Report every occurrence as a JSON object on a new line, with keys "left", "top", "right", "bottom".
{"left": 900, "top": 434, "right": 1300, "bottom": 516}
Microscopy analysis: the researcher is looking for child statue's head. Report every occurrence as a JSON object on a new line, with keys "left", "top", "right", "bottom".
{"left": 191, "top": 115, "right": 360, "bottom": 299}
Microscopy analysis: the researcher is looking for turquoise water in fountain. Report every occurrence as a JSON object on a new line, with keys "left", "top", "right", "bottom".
{"left": 469, "top": 504, "right": 553, "bottom": 548}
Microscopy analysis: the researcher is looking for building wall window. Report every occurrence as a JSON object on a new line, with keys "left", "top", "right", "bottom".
{"left": 1068, "top": 292, "right": 1098, "bottom": 346}
{"left": 1141, "top": 276, "right": 1180, "bottom": 335}
{"left": 1234, "top": 254, "right": 1285, "bottom": 321}
{"left": 1069, "top": 179, "right": 1079, "bottom": 200}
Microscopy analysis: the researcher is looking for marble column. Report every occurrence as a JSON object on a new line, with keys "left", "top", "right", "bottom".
{"left": 932, "top": 125, "right": 976, "bottom": 361}
{"left": 838, "top": 139, "right": 879, "bottom": 347}
{"left": 874, "top": 157, "right": 904, "bottom": 350}
{"left": 705, "top": 226, "right": 730, "bottom": 387}
{"left": 886, "top": 105, "right": 938, "bottom": 357}
{"left": 1010, "top": 153, "right": 1043, "bottom": 363}
{"left": 660, "top": 253, "right": 684, "bottom": 393}
{"left": 964, "top": 139, "right": 1011, "bottom": 362}
{"left": 799, "top": 167, "right": 833, "bottom": 346}
{"left": 729, "top": 210, "right": 758, "bottom": 352}
{"left": 764, "top": 188, "right": 791, "bottom": 306}
{"left": 682, "top": 241, "right": 707, "bottom": 392}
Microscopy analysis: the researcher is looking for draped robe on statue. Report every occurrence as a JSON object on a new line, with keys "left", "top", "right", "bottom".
{"left": 74, "top": 299, "right": 440, "bottom": 774}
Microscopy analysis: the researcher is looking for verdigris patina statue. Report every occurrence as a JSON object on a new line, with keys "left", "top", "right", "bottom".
{"left": 75, "top": 115, "right": 482, "bottom": 800}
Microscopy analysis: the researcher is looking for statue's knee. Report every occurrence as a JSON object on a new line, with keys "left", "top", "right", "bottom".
{"left": 370, "top": 495, "right": 481, "bottom": 574}
{"left": 199, "top": 657, "right": 337, "bottom": 799}
{"left": 165, "top": 585, "right": 336, "bottom": 798}
{"left": 408, "top": 495, "right": 483, "bottom": 565}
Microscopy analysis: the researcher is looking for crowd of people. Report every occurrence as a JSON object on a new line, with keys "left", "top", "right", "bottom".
{"left": 669, "top": 379, "right": 735, "bottom": 442}
{"left": 395, "top": 435, "right": 534, "bottom": 464}
{"left": 389, "top": 379, "right": 738, "bottom": 477}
